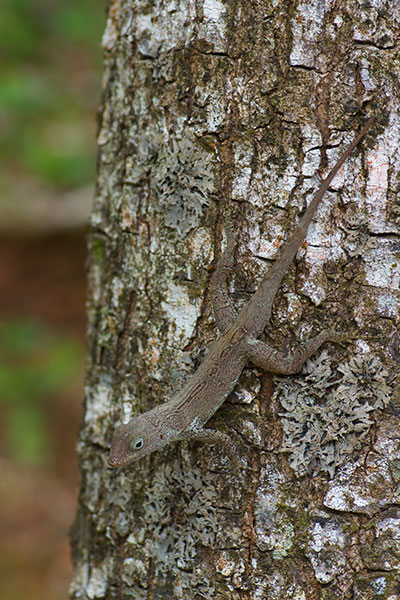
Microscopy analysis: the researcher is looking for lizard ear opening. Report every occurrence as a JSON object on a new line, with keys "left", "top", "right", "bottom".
{"left": 130, "top": 437, "right": 144, "bottom": 450}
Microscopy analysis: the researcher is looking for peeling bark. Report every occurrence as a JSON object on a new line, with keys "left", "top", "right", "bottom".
{"left": 70, "top": 1, "right": 400, "bottom": 599}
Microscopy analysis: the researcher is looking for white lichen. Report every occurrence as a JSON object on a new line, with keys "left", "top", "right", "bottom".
{"left": 363, "top": 239, "right": 400, "bottom": 291}
{"left": 134, "top": 0, "right": 195, "bottom": 56}
{"left": 84, "top": 381, "right": 114, "bottom": 426}
{"left": 365, "top": 117, "right": 400, "bottom": 235}
{"left": 161, "top": 281, "right": 200, "bottom": 341}
{"left": 86, "top": 560, "right": 113, "bottom": 599}
{"left": 289, "top": 0, "right": 328, "bottom": 68}
{"left": 324, "top": 453, "right": 394, "bottom": 514}
{"left": 307, "top": 516, "right": 346, "bottom": 583}
{"left": 254, "top": 463, "right": 293, "bottom": 554}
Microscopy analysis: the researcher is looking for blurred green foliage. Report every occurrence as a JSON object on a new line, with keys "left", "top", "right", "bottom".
{"left": 0, "top": 0, "right": 105, "bottom": 191}
{"left": 0, "top": 319, "right": 84, "bottom": 466}
{"left": 0, "top": 3, "right": 101, "bottom": 598}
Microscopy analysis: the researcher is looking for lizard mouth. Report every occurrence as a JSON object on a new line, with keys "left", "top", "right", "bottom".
{"left": 107, "top": 446, "right": 144, "bottom": 467}
{"left": 107, "top": 450, "right": 136, "bottom": 467}
{"left": 107, "top": 453, "right": 123, "bottom": 467}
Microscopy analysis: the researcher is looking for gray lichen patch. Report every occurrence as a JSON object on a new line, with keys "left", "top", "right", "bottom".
{"left": 120, "top": 456, "right": 250, "bottom": 599}
{"left": 141, "top": 460, "right": 218, "bottom": 580}
{"left": 151, "top": 135, "right": 215, "bottom": 236}
{"left": 275, "top": 352, "right": 392, "bottom": 477}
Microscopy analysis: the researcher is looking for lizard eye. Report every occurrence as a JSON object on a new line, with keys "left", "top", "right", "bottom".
{"left": 131, "top": 437, "right": 144, "bottom": 450}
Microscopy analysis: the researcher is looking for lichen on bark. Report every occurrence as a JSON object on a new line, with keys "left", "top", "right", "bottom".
{"left": 71, "top": 1, "right": 400, "bottom": 599}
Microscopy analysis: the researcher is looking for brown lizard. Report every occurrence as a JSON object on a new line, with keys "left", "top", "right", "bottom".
{"left": 108, "top": 115, "right": 374, "bottom": 469}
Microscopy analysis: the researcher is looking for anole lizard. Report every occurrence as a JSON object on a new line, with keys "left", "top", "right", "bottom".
{"left": 108, "top": 116, "right": 374, "bottom": 469}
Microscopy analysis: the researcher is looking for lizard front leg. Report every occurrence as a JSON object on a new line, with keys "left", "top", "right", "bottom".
{"left": 244, "top": 330, "right": 337, "bottom": 375}
{"left": 177, "top": 427, "right": 242, "bottom": 469}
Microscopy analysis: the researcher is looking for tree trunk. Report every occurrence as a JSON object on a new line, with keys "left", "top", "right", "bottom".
{"left": 70, "top": 1, "right": 400, "bottom": 599}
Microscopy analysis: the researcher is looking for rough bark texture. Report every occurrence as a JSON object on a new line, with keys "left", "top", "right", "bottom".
{"left": 70, "top": 1, "right": 400, "bottom": 599}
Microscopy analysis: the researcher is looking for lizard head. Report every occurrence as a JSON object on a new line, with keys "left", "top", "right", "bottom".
{"left": 107, "top": 413, "right": 168, "bottom": 467}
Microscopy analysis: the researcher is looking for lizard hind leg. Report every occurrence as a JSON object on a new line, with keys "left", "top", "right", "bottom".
{"left": 210, "top": 223, "right": 239, "bottom": 333}
{"left": 245, "top": 330, "right": 336, "bottom": 375}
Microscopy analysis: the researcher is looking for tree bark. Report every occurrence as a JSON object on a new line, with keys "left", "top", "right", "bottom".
{"left": 70, "top": 1, "right": 400, "bottom": 599}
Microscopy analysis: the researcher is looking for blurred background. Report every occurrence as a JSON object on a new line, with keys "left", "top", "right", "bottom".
{"left": 0, "top": 1, "right": 105, "bottom": 598}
